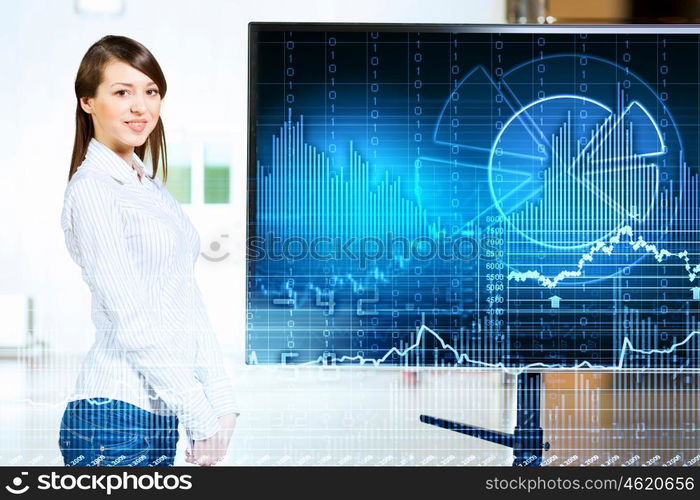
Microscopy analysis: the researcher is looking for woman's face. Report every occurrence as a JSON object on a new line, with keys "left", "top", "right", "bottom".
{"left": 80, "top": 60, "right": 161, "bottom": 162}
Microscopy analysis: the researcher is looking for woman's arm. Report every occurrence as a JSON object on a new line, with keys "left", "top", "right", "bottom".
{"left": 191, "top": 281, "right": 240, "bottom": 418}
{"left": 63, "top": 176, "right": 222, "bottom": 441}
{"left": 153, "top": 177, "right": 241, "bottom": 419}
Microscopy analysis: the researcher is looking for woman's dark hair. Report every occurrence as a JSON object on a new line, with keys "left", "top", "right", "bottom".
{"left": 69, "top": 35, "right": 168, "bottom": 182}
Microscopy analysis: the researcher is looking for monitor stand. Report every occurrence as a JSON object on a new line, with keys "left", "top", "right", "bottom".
{"left": 419, "top": 371, "right": 550, "bottom": 466}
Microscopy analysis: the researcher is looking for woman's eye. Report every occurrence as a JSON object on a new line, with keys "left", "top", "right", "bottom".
{"left": 114, "top": 89, "right": 158, "bottom": 97}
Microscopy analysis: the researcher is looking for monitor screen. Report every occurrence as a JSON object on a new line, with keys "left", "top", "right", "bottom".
{"left": 246, "top": 24, "right": 700, "bottom": 368}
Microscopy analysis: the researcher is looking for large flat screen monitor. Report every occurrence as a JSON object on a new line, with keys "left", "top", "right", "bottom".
{"left": 247, "top": 23, "right": 700, "bottom": 369}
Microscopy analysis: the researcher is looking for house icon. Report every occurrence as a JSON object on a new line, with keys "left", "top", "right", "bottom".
{"left": 548, "top": 296, "right": 561, "bottom": 309}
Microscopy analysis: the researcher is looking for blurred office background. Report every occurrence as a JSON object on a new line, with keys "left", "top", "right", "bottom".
{"left": 0, "top": 0, "right": 698, "bottom": 466}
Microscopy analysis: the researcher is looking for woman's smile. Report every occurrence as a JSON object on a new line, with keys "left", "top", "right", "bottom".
{"left": 125, "top": 119, "right": 148, "bottom": 133}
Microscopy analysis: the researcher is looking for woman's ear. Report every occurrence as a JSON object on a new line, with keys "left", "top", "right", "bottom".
{"left": 79, "top": 96, "right": 94, "bottom": 115}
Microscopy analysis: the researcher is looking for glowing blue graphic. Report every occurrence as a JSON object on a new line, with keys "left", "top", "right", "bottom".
{"left": 508, "top": 225, "right": 700, "bottom": 288}
{"left": 256, "top": 114, "right": 433, "bottom": 242}
{"left": 489, "top": 95, "right": 664, "bottom": 249}
{"left": 259, "top": 318, "right": 699, "bottom": 372}
{"left": 248, "top": 30, "right": 700, "bottom": 369}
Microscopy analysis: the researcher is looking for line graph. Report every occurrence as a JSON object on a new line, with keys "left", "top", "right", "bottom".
{"left": 277, "top": 316, "right": 699, "bottom": 373}
{"left": 507, "top": 225, "right": 700, "bottom": 289}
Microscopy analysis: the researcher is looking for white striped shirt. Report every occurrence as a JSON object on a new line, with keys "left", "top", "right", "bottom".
{"left": 61, "top": 138, "right": 239, "bottom": 441}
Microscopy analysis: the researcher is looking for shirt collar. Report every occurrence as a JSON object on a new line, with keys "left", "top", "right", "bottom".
{"left": 82, "top": 137, "right": 152, "bottom": 185}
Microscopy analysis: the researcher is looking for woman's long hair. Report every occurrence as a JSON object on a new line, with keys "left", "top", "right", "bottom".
{"left": 69, "top": 35, "right": 168, "bottom": 183}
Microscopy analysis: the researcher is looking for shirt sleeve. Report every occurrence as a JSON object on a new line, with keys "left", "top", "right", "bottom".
{"left": 153, "top": 177, "right": 241, "bottom": 418}
{"left": 191, "top": 281, "right": 241, "bottom": 418}
{"left": 64, "top": 176, "right": 222, "bottom": 441}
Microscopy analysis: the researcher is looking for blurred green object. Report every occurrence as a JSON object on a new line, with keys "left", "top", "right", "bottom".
{"left": 166, "top": 165, "right": 192, "bottom": 204}
{"left": 204, "top": 143, "right": 231, "bottom": 204}
{"left": 204, "top": 165, "right": 230, "bottom": 204}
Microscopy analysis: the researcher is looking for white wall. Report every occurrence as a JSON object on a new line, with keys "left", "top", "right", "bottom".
{"left": 0, "top": 0, "right": 505, "bottom": 352}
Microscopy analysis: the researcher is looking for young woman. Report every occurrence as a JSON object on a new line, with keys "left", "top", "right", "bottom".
{"left": 59, "top": 35, "right": 239, "bottom": 467}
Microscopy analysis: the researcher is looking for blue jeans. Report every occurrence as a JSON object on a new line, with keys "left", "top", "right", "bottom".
{"left": 58, "top": 398, "right": 179, "bottom": 466}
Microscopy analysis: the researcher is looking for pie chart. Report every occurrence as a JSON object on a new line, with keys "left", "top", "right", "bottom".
{"left": 488, "top": 94, "right": 665, "bottom": 249}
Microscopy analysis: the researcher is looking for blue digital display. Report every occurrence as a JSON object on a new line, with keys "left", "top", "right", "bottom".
{"left": 247, "top": 25, "right": 700, "bottom": 368}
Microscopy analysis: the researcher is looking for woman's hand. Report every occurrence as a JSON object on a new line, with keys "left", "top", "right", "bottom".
{"left": 186, "top": 413, "right": 237, "bottom": 466}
